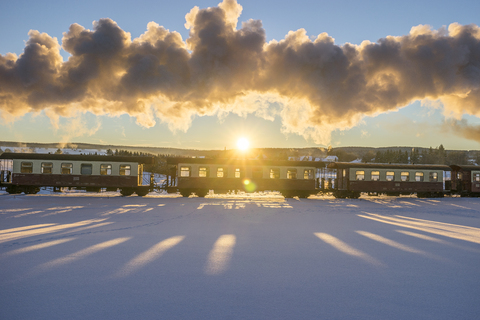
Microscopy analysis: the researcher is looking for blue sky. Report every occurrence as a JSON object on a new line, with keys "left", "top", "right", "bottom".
{"left": 1, "top": 0, "right": 479, "bottom": 150}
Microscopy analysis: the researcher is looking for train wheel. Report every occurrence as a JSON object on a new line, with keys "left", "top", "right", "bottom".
{"left": 6, "top": 186, "right": 20, "bottom": 194}
{"left": 179, "top": 189, "right": 191, "bottom": 197}
{"left": 280, "top": 191, "right": 294, "bottom": 198}
{"left": 333, "top": 191, "right": 346, "bottom": 199}
{"left": 195, "top": 189, "right": 209, "bottom": 197}
{"left": 135, "top": 189, "right": 150, "bottom": 197}
{"left": 24, "top": 186, "right": 40, "bottom": 194}
{"left": 297, "top": 191, "right": 310, "bottom": 198}
{"left": 120, "top": 188, "right": 134, "bottom": 196}
{"left": 348, "top": 192, "right": 360, "bottom": 199}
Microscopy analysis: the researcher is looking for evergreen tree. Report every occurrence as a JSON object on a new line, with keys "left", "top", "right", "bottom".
{"left": 410, "top": 148, "right": 419, "bottom": 163}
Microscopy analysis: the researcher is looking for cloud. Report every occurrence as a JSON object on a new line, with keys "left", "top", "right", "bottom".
{"left": 444, "top": 119, "right": 480, "bottom": 143}
{"left": 1, "top": 0, "right": 480, "bottom": 144}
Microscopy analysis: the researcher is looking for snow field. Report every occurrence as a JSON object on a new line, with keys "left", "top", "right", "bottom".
{"left": 1, "top": 194, "right": 479, "bottom": 320}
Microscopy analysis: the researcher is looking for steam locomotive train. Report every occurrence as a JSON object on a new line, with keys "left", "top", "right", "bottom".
{"left": 165, "top": 157, "right": 480, "bottom": 198}
{"left": 1, "top": 152, "right": 479, "bottom": 198}
{"left": 0, "top": 153, "right": 155, "bottom": 196}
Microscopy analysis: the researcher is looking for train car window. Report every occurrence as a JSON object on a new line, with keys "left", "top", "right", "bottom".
{"left": 270, "top": 168, "right": 280, "bottom": 179}
{"left": 120, "top": 165, "right": 131, "bottom": 176}
{"left": 180, "top": 167, "right": 190, "bottom": 177}
{"left": 217, "top": 168, "right": 226, "bottom": 178}
{"left": 429, "top": 172, "right": 438, "bottom": 182}
{"left": 41, "top": 163, "right": 53, "bottom": 174}
{"left": 287, "top": 169, "right": 297, "bottom": 179}
{"left": 473, "top": 173, "right": 480, "bottom": 182}
{"left": 234, "top": 168, "right": 242, "bottom": 178}
{"left": 415, "top": 172, "right": 424, "bottom": 182}
{"left": 61, "top": 163, "right": 73, "bottom": 174}
{"left": 81, "top": 164, "right": 93, "bottom": 175}
{"left": 101, "top": 164, "right": 112, "bottom": 175}
{"left": 304, "top": 169, "right": 314, "bottom": 180}
{"left": 371, "top": 171, "right": 380, "bottom": 181}
{"left": 355, "top": 171, "right": 365, "bottom": 181}
{"left": 252, "top": 167, "right": 263, "bottom": 179}
{"left": 457, "top": 173, "right": 462, "bottom": 180}
{"left": 401, "top": 172, "right": 409, "bottom": 181}
{"left": 199, "top": 167, "right": 209, "bottom": 177}
{"left": 21, "top": 162, "right": 33, "bottom": 173}
{"left": 386, "top": 171, "right": 395, "bottom": 181}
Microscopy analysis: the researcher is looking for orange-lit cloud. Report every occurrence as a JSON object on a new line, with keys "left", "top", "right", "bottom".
{"left": 1, "top": 0, "right": 479, "bottom": 144}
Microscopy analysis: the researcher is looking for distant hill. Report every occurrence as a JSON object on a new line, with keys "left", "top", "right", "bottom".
{"left": 0, "top": 141, "right": 478, "bottom": 164}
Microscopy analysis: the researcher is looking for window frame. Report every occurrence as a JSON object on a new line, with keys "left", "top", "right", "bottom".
{"left": 371, "top": 171, "right": 380, "bottom": 181}
{"left": 199, "top": 167, "right": 209, "bottom": 178}
{"left": 304, "top": 169, "right": 314, "bottom": 180}
{"left": 234, "top": 168, "right": 242, "bottom": 178}
{"left": 287, "top": 168, "right": 297, "bottom": 179}
{"left": 100, "top": 164, "right": 112, "bottom": 175}
{"left": 216, "top": 167, "right": 226, "bottom": 178}
{"left": 386, "top": 171, "right": 395, "bottom": 182}
{"left": 355, "top": 170, "right": 365, "bottom": 181}
{"left": 41, "top": 162, "right": 53, "bottom": 174}
{"left": 415, "top": 172, "right": 424, "bottom": 182}
{"left": 401, "top": 172, "right": 410, "bottom": 182}
{"left": 429, "top": 172, "right": 438, "bottom": 182}
{"left": 61, "top": 163, "right": 73, "bottom": 175}
{"left": 473, "top": 173, "right": 480, "bottom": 182}
{"left": 21, "top": 162, "right": 33, "bottom": 174}
{"left": 81, "top": 164, "right": 93, "bottom": 175}
{"left": 180, "top": 166, "right": 190, "bottom": 177}
{"left": 270, "top": 168, "right": 280, "bottom": 179}
{"left": 120, "top": 164, "right": 131, "bottom": 176}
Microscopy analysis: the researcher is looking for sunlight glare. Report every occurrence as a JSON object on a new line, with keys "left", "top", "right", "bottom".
{"left": 237, "top": 137, "right": 249, "bottom": 151}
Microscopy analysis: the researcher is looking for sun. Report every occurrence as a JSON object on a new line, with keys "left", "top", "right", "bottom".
{"left": 237, "top": 137, "right": 250, "bottom": 151}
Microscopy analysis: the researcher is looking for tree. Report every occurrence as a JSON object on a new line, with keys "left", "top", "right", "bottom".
{"left": 362, "top": 151, "right": 376, "bottom": 163}
{"left": 410, "top": 148, "right": 419, "bottom": 164}
{"left": 333, "top": 150, "right": 357, "bottom": 162}
{"left": 446, "top": 151, "right": 468, "bottom": 165}
{"left": 438, "top": 144, "right": 446, "bottom": 164}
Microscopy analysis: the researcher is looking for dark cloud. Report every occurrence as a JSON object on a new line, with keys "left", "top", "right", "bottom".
{"left": 445, "top": 119, "right": 480, "bottom": 143}
{"left": 0, "top": 0, "right": 479, "bottom": 143}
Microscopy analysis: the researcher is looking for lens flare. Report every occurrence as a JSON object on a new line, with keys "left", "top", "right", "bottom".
{"left": 243, "top": 179, "right": 256, "bottom": 192}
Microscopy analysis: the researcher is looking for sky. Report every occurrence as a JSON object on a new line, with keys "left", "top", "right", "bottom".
{"left": 1, "top": 0, "right": 480, "bottom": 150}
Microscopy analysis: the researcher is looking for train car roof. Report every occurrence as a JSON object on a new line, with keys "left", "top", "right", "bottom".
{"left": 328, "top": 162, "right": 451, "bottom": 171}
{"left": 450, "top": 164, "right": 480, "bottom": 171}
{"left": 167, "top": 157, "right": 327, "bottom": 168}
{"left": 0, "top": 153, "right": 155, "bottom": 164}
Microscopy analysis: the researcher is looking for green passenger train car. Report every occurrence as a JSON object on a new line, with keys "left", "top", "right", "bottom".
{"left": 0, "top": 153, "right": 154, "bottom": 196}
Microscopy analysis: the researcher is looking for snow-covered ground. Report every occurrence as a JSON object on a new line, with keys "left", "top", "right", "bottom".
{"left": 1, "top": 194, "right": 479, "bottom": 320}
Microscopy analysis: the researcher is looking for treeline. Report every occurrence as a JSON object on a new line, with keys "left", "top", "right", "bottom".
{"left": 110, "top": 149, "right": 154, "bottom": 157}
{"left": 361, "top": 145, "right": 470, "bottom": 165}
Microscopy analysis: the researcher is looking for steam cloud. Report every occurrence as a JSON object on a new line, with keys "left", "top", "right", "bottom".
{"left": 1, "top": 0, "right": 480, "bottom": 143}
